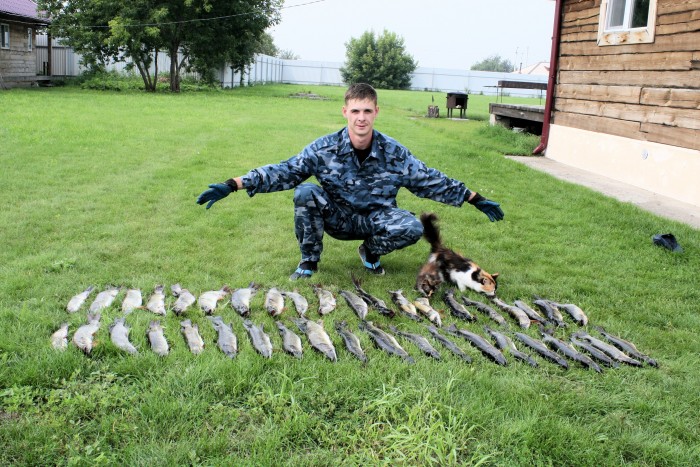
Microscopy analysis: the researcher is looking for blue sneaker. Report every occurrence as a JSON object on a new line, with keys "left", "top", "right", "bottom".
{"left": 358, "top": 244, "right": 385, "bottom": 275}
{"left": 289, "top": 261, "right": 317, "bottom": 280}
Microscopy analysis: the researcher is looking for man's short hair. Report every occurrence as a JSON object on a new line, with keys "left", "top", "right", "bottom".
{"left": 345, "top": 83, "right": 377, "bottom": 105}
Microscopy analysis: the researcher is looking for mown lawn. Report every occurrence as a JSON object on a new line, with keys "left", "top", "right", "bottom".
{"left": 1, "top": 84, "right": 698, "bottom": 466}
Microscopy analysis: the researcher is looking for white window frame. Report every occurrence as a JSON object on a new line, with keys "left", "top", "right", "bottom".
{"left": 597, "top": 0, "right": 657, "bottom": 46}
{"left": 1, "top": 23, "right": 9, "bottom": 49}
{"left": 27, "top": 28, "right": 33, "bottom": 51}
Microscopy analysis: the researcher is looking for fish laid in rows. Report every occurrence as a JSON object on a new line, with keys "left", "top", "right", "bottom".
{"left": 489, "top": 296, "right": 530, "bottom": 329}
{"left": 547, "top": 300, "right": 589, "bottom": 326}
{"left": 171, "top": 284, "right": 196, "bottom": 315}
{"left": 339, "top": 290, "right": 368, "bottom": 320}
{"left": 199, "top": 285, "right": 231, "bottom": 315}
{"left": 513, "top": 300, "right": 548, "bottom": 325}
{"left": 73, "top": 313, "right": 102, "bottom": 354}
{"left": 265, "top": 287, "right": 285, "bottom": 317}
{"left": 571, "top": 331, "right": 643, "bottom": 367}
{"left": 230, "top": 283, "right": 258, "bottom": 317}
{"left": 388, "top": 290, "right": 421, "bottom": 321}
{"left": 146, "top": 285, "right": 167, "bottom": 316}
{"left": 460, "top": 296, "right": 507, "bottom": 326}
{"left": 89, "top": 286, "right": 119, "bottom": 313}
{"left": 443, "top": 289, "right": 476, "bottom": 322}
{"left": 122, "top": 288, "right": 143, "bottom": 315}
{"left": 294, "top": 318, "right": 337, "bottom": 362}
{"left": 67, "top": 286, "right": 94, "bottom": 313}
{"left": 413, "top": 297, "right": 442, "bottom": 327}
{"left": 313, "top": 285, "right": 336, "bottom": 315}
{"left": 147, "top": 320, "right": 169, "bottom": 356}
{"left": 445, "top": 324, "right": 507, "bottom": 366}
{"left": 109, "top": 317, "right": 139, "bottom": 355}
{"left": 335, "top": 320, "right": 367, "bottom": 363}
{"left": 276, "top": 321, "right": 303, "bottom": 359}
{"left": 208, "top": 316, "right": 238, "bottom": 358}
{"left": 594, "top": 325, "right": 657, "bottom": 367}
{"left": 389, "top": 325, "right": 441, "bottom": 360}
{"left": 538, "top": 327, "right": 601, "bottom": 372}
{"left": 569, "top": 337, "right": 620, "bottom": 368}
{"left": 282, "top": 290, "right": 309, "bottom": 317}
{"left": 181, "top": 319, "right": 205, "bottom": 354}
{"left": 514, "top": 332, "right": 569, "bottom": 369}
{"left": 359, "top": 321, "right": 414, "bottom": 364}
{"left": 484, "top": 325, "right": 538, "bottom": 367}
{"left": 243, "top": 320, "right": 273, "bottom": 358}
{"left": 351, "top": 275, "right": 395, "bottom": 318}
{"left": 532, "top": 298, "right": 567, "bottom": 327}
{"left": 425, "top": 325, "right": 472, "bottom": 363}
{"left": 51, "top": 323, "right": 69, "bottom": 351}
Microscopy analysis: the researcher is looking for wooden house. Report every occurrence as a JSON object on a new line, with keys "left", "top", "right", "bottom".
{"left": 539, "top": 0, "right": 699, "bottom": 207}
{"left": 0, "top": 0, "right": 51, "bottom": 88}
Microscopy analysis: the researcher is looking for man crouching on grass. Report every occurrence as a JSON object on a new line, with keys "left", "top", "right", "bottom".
{"left": 197, "top": 83, "right": 503, "bottom": 280}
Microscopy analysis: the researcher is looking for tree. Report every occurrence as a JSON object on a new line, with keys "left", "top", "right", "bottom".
{"left": 470, "top": 54, "right": 514, "bottom": 72}
{"left": 340, "top": 30, "right": 417, "bottom": 90}
{"left": 40, "top": 0, "right": 282, "bottom": 92}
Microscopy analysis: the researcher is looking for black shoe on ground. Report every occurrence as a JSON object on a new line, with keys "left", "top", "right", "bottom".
{"left": 358, "top": 244, "right": 385, "bottom": 275}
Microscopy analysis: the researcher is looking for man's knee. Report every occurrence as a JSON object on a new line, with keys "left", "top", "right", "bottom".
{"left": 293, "top": 183, "right": 324, "bottom": 207}
{"left": 385, "top": 212, "right": 423, "bottom": 245}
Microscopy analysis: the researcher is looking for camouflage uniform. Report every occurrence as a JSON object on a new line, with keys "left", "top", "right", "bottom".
{"left": 241, "top": 128, "right": 470, "bottom": 263}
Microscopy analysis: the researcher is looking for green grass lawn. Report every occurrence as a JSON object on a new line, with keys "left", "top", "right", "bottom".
{"left": 1, "top": 84, "right": 699, "bottom": 466}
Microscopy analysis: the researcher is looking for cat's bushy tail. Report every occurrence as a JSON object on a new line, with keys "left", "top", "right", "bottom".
{"left": 420, "top": 212, "right": 442, "bottom": 253}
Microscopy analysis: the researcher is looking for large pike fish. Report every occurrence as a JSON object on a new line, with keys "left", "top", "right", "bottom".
{"left": 171, "top": 284, "right": 196, "bottom": 315}
{"left": 199, "top": 285, "right": 231, "bottom": 315}
{"left": 282, "top": 290, "right": 309, "bottom": 317}
{"left": 351, "top": 275, "right": 395, "bottom": 318}
{"left": 389, "top": 325, "right": 441, "bottom": 360}
{"left": 51, "top": 323, "right": 69, "bottom": 351}
{"left": 313, "top": 285, "right": 336, "bottom": 315}
{"left": 66, "top": 286, "right": 94, "bottom": 313}
{"left": 146, "top": 285, "right": 167, "bottom": 316}
{"left": 121, "top": 288, "right": 142, "bottom": 315}
{"left": 208, "top": 316, "right": 238, "bottom": 358}
{"left": 594, "top": 325, "right": 657, "bottom": 367}
{"left": 276, "top": 321, "right": 303, "bottom": 359}
{"left": 484, "top": 325, "right": 537, "bottom": 367}
{"left": 514, "top": 332, "right": 569, "bottom": 369}
{"left": 445, "top": 324, "right": 507, "bottom": 366}
{"left": 538, "top": 327, "right": 601, "bottom": 372}
{"left": 461, "top": 296, "right": 507, "bottom": 326}
{"left": 388, "top": 290, "right": 421, "bottom": 321}
{"left": 243, "top": 320, "right": 273, "bottom": 358}
{"left": 489, "top": 296, "right": 531, "bottom": 329}
{"left": 571, "top": 331, "right": 643, "bottom": 367}
{"left": 570, "top": 336, "right": 620, "bottom": 368}
{"left": 230, "top": 283, "right": 258, "bottom": 317}
{"left": 359, "top": 321, "right": 414, "bottom": 364}
{"left": 147, "top": 320, "right": 169, "bottom": 356}
{"left": 73, "top": 313, "right": 101, "bottom": 354}
{"left": 181, "top": 319, "right": 205, "bottom": 354}
{"left": 294, "top": 318, "right": 337, "bottom": 362}
{"left": 339, "top": 290, "right": 368, "bottom": 320}
{"left": 109, "top": 317, "right": 139, "bottom": 355}
{"left": 335, "top": 320, "right": 367, "bottom": 363}
{"left": 89, "top": 286, "right": 119, "bottom": 313}
{"left": 443, "top": 289, "right": 476, "bottom": 322}
{"left": 413, "top": 297, "right": 442, "bottom": 327}
{"left": 425, "top": 325, "right": 472, "bottom": 363}
{"left": 264, "top": 287, "right": 285, "bottom": 317}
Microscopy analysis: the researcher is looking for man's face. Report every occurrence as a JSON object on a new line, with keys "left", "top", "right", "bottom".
{"left": 343, "top": 98, "right": 379, "bottom": 140}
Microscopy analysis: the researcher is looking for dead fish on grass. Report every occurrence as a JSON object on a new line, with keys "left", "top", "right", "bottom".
{"left": 389, "top": 290, "right": 421, "bottom": 321}
{"left": 230, "top": 283, "right": 258, "bottom": 317}
{"left": 538, "top": 326, "right": 601, "bottom": 372}
{"left": 443, "top": 289, "right": 476, "bottom": 322}
{"left": 569, "top": 337, "right": 620, "bottom": 368}
{"left": 335, "top": 320, "right": 367, "bottom": 363}
{"left": 514, "top": 332, "right": 569, "bottom": 369}
{"left": 484, "top": 325, "right": 537, "bottom": 367}
{"left": 489, "top": 296, "right": 531, "bottom": 329}
{"left": 89, "top": 286, "right": 119, "bottom": 313}
{"left": 461, "top": 296, "right": 507, "bottom": 326}
{"left": 594, "top": 325, "right": 657, "bottom": 367}
{"left": 208, "top": 316, "right": 238, "bottom": 358}
{"left": 571, "top": 331, "right": 643, "bottom": 367}
{"left": 340, "top": 290, "right": 368, "bottom": 320}
{"left": 351, "top": 275, "right": 395, "bottom": 318}
{"left": 199, "top": 286, "right": 231, "bottom": 315}
{"left": 276, "top": 321, "right": 303, "bottom": 359}
{"left": 389, "top": 325, "right": 441, "bottom": 360}
{"left": 282, "top": 290, "right": 309, "bottom": 317}
{"left": 109, "top": 317, "right": 138, "bottom": 355}
{"left": 171, "top": 284, "right": 196, "bottom": 315}
{"left": 313, "top": 284, "right": 336, "bottom": 315}
{"left": 513, "top": 300, "right": 548, "bottom": 325}
{"left": 413, "top": 297, "right": 442, "bottom": 327}
{"left": 67, "top": 286, "right": 94, "bottom": 313}
{"left": 265, "top": 287, "right": 285, "bottom": 317}
{"left": 425, "top": 325, "right": 472, "bottom": 363}
{"left": 548, "top": 301, "right": 589, "bottom": 326}
{"left": 73, "top": 313, "right": 101, "bottom": 354}
{"left": 181, "top": 319, "right": 205, "bottom": 354}
{"left": 359, "top": 321, "right": 414, "bottom": 364}
{"left": 445, "top": 324, "right": 507, "bottom": 366}
{"left": 121, "top": 288, "right": 143, "bottom": 315}
{"left": 51, "top": 323, "right": 69, "bottom": 351}
{"left": 243, "top": 320, "right": 273, "bottom": 358}
{"left": 532, "top": 298, "right": 567, "bottom": 327}
{"left": 146, "top": 285, "right": 167, "bottom": 316}
{"left": 147, "top": 320, "right": 169, "bottom": 356}
{"left": 294, "top": 318, "right": 337, "bottom": 362}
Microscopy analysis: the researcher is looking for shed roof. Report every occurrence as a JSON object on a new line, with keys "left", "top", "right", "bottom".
{"left": 0, "top": 0, "right": 51, "bottom": 24}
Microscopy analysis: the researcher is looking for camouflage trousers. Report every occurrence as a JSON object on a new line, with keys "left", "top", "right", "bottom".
{"left": 293, "top": 183, "right": 423, "bottom": 263}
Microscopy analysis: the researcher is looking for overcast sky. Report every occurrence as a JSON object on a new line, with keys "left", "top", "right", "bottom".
{"left": 269, "top": 0, "right": 556, "bottom": 70}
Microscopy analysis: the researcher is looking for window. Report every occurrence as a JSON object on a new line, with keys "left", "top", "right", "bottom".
{"left": 598, "top": 0, "right": 657, "bottom": 46}
{"left": 1, "top": 24, "right": 9, "bottom": 49}
{"left": 27, "top": 28, "right": 33, "bottom": 51}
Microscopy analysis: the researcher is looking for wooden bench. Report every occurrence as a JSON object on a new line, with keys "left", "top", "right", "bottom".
{"left": 495, "top": 80, "right": 547, "bottom": 103}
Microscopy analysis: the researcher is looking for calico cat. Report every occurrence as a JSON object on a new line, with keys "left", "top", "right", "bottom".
{"left": 416, "top": 213, "right": 499, "bottom": 297}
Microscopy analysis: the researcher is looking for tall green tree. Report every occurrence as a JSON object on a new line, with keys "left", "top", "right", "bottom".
{"left": 40, "top": 0, "right": 281, "bottom": 92}
{"left": 340, "top": 30, "right": 417, "bottom": 90}
{"left": 470, "top": 54, "right": 514, "bottom": 72}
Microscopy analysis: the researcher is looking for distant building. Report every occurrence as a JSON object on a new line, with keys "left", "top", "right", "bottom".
{"left": 0, "top": 0, "right": 51, "bottom": 88}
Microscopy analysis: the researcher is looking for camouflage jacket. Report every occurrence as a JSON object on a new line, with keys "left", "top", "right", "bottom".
{"left": 241, "top": 128, "right": 470, "bottom": 213}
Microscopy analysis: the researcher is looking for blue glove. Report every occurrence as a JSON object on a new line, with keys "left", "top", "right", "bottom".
{"left": 196, "top": 179, "right": 237, "bottom": 209}
{"left": 468, "top": 192, "right": 504, "bottom": 222}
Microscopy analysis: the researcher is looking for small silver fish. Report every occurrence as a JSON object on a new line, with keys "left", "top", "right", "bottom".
{"left": 73, "top": 313, "right": 101, "bottom": 354}
{"left": 146, "top": 285, "right": 167, "bottom": 316}
{"left": 109, "top": 317, "right": 138, "bottom": 355}
{"left": 181, "top": 319, "right": 205, "bottom": 354}
{"left": 294, "top": 318, "right": 337, "bottom": 362}
{"left": 89, "top": 286, "right": 119, "bottom": 313}
{"left": 147, "top": 320, "right": 169, "bottom": 356}
{"left": 121, "top": 288, "right": 142, "bottom": 315}
{"left": 230, "top": 283, "right": 258, "bottom": 317}
{"left": 282, "top": 290, "right": 309, "bottom": 317}
{"left": 243, "top": 320, "right": 273, "bottom": 358}
{"left": 313, "top": 285, "right": 336, "bottom": 315}
{"left": 549, "top": 301, "right": 589, "bottom": 326}
{"left": 199, "top": 286, "right": 231, "bottom": 315}
{"left": 208, "top": 316, "right": 238, "bottom": 358}
{"left": 413, "top": 297, "right": 442, "bottom": 327}
{"left": 335, "top": 320, "right": 367, "bottom": 363}
{"left": 51, "top": 323, "right": 69, "bottom": 350}
{"left": 276, "top": 321, "right": 303, "bottom": 359}
{"left": 389, "top": 290, "right": 421, "bottom": 321}
{"left": 265, "top": 287, "right": 285, "bottom": 317}
{"left": 339, "top": 290, "right": 368, "bottom": 320}
{"left": 171, "top": 284, "right": 196, "bottom": 315}
{"left": 67, "top": 286, "right": 94, "bottom": 313}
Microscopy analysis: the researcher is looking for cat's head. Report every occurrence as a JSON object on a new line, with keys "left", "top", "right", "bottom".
{"left": 415, "top": 261, "right": 443, "bottom": 297}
